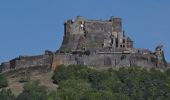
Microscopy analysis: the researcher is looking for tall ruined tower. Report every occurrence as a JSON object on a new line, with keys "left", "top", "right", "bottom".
{"left": 110, "top": 16, "right": 134, "bottom": 50}
{"left": 155, "top": 45, "right": 167, "bottom": 67}
{"left": 60, "top": 16, "right": 85, "bottom": 52}
{"left": 60, "top": 16, "right": 133, "bottom": 53}
{"left": 111, "top": 16, "right": 122, "bottom": 32}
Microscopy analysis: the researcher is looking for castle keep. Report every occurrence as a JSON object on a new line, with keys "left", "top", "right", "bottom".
{"left": 0, "top": 16, "right": 167, "bottom": 73}
{"left": 60, "top": 16, "right": 133, "bottom": 53}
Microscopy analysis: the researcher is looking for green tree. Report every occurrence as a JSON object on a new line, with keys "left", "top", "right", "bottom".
{"left": 57, "top": 79, "right": 92, "bottom": 100}
{"left": 47, "top": 91, "right": 60, "bottom": 100}
{"left": 0, "top": 74, "right": 8, "bottom": 88}
{"left": 16, "top": 80, "right": 48, "bottom": 100}
{"left": 83, "top": 90, "right": 130, "bottom": 100}
{"left": 51, "top": 65, "right": 170, "bottom": 100}
{"left": 0, "top": 89, "right": 15, "bottom": 100}
{"left": 52, "top": 65, "right": 90, "bottom": 84}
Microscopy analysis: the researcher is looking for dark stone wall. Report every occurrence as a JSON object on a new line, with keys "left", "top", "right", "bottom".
{"left": 84, "top": 21, "right": 112, "bottom": 33}
{"left": 60, "top": 17, "right": 114, "bottom": 52}
{"left": 0, "top": 55, "right": 53, "bottom": 73}
{"left": 52, "top": 53, "right": 157, "bottom": 68}
{"left": 0, "top": 16, "right": 168, "bottom": 73}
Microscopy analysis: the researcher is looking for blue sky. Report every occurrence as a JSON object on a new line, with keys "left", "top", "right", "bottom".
{"left": 0, "top": 0, "right": 170, "bottom": 63}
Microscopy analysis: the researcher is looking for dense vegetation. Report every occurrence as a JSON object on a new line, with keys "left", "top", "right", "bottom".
{"left": 1, "top": 65, "right": 170, "bottom": 100}
{"left": 51, "top": 65, "right": 170, "bottom": 100}
{"left": 0, "top": 89, "right": 15, "bottom": 100}
{"left": 0, "top": 74, "right": 8, "bottom": 88}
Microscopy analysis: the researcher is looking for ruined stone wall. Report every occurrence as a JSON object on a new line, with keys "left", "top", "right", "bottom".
{"left": 0, "top": 55, "right": 53, "bottom": 73}
{"left": 60, "top": 16, "right": 134, "bottom": 53}
{"left": 0, "top": 62, "right": 10, "bottom": 73}
{"left": 84, "top": 21, "right": 113, "bottom": 51}
{"left": 15, "top": 55, "right": 52, "bottom": 69}
{"left": 51, "top": 53, "right": 156, "bottom": 68}
{"left": 60, "top": 17, "right": 115, "bottom": 52}
{"left": 0, "top": 52, "right": 163, "bottom": 73}
{"left": 85, "top": 20, "right": 112, "bottom": 33}
{"left": 52, "top": 53, "right": 77, "bottom": 70}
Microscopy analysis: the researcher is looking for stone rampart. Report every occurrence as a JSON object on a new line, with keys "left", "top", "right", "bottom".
{"left": 0, "top": 55, "right": 52, "bottom": 73}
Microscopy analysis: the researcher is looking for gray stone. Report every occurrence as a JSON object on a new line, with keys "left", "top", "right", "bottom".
{"left": 0, "top": 16, "right": 168, "bottom": 73}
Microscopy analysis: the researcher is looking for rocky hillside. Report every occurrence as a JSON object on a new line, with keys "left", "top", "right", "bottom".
{"left": 1, "top": 65, "right": 170, "bottom": 100}
{"left": 0, "top": 66, "right": 57, "bottom": 96}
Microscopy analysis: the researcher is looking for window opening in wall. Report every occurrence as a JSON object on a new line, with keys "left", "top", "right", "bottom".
{"left": 123, "top": 39, "right": 125, "bottom": 43}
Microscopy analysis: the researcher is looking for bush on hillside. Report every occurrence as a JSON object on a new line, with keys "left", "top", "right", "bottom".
{"left": 52, "top": 65, "right": 170, "bottom": 100}
{"left": 16, "top": 80, "right": 48, "bottom": 100}
{"left": 0, "top": 74, "right": 8, "bottom": 88}
{"left": 0, "top": 89, "right": 15, "bottom": 100}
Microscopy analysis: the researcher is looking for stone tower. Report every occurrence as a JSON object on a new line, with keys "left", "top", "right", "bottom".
{"left": 60, "top": 16, "right": 134, "bottom": 53}
{"left": 155, "top": 45, "right": 166, "bottom": 67}
{"left": 110, "top": 16, "right": 122, "bottom": 32}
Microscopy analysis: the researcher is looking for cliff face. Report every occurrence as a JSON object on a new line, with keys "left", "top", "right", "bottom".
{"left": 0, "top": 16, "right": 168, "bottom": 73}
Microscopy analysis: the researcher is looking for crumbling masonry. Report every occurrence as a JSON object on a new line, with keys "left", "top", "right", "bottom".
{"left": 0, "top": 16, "right": 167, "bottom": 73}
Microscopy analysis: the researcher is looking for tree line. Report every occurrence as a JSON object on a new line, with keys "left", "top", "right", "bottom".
{"left": 1, "top": 65, "right": 170, "bottom": 100}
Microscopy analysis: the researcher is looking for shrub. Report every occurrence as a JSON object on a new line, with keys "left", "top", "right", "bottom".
{"left": 52, "top": 65, "right": 91, "bottom": 84}
{"left": 51, "top": 65, "right": 170, "bottom": 100}
{"left": 0, "top": 74, "right": 8, "bottom": 88}
{"left": 56, "top": 79, "right": 92, "bottom": 100}
{"left": 16, "top": 80, "right": 48, "bottom": 100}
{"left": 0, "top": 89, "right": 15, "bottom": 100}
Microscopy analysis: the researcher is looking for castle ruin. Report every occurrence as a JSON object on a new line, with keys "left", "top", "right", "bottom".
{"left": 60, "top": 16, "right": 133, "bottom": 53}
{"left": 0, "top": 16, "right": 168, "bottom": 73}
